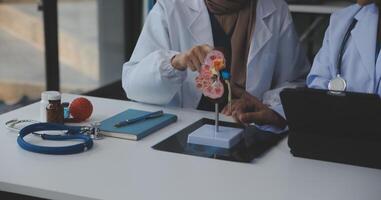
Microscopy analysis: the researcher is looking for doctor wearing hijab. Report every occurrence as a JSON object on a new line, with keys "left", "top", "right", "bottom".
{"left": 307, "top": 0, "right": 381, "bottom": 94}
{"left": 123, "top": 0, "right": 309, "bottom": 133}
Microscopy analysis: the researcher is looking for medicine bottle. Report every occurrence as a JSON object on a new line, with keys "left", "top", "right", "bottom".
{"left": 40, "top": 91, "right": 60, "bottom": 122}
{"left": 46, "top": 92, "right": 64, "bottom": 124}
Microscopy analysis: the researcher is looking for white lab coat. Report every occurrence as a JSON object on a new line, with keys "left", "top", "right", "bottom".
{"left": 122, "top": 0, "right": 310, "bottom": 133}
{"left": 308, "top": 3, "right": 381, "bottom": 95}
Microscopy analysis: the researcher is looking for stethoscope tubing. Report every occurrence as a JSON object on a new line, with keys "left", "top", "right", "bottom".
{"left": 17, "top": 123, "right": 93, "bottom": 155}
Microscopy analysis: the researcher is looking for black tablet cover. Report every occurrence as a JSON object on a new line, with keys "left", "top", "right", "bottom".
{"left": 280, "top": 88, "right": 381, "bottom": 169}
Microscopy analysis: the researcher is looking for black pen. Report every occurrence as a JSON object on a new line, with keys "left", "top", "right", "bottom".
{"left": 114, "top": 110, "right": 164, "bottom": 128}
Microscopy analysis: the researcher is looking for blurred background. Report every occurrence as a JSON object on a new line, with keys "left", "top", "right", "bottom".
{"left": 0, "top": 0, "right": 356, "bottom": 114}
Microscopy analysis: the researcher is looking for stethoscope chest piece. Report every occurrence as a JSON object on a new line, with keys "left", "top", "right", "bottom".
{"left": 328, "top": 75, "right": 347, "bottom": 92}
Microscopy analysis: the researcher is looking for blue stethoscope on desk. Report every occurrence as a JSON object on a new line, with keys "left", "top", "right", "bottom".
{"left": 328, "top": 18, "right": 359, "bottom": 92}
{"left": 5, "top": 119, "right": 102, "bottom": 155}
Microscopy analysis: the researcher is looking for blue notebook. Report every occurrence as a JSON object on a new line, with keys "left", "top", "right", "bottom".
{"left": 99, "top": 109, "right": 177, "bottom": 140}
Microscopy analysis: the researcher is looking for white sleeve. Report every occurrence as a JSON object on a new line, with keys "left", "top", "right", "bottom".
{"left": 306, "top": 26, "right": 333, "bottom": 89}
{"left": 257, "top": 5, "right": 310, "bottom": 134}
{"left": 122, "top": 2, "right": 186, "bottom": 105}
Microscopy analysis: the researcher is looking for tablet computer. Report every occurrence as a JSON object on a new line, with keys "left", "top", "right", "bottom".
{"left": 280, "top": 88, "right": 381, "bottom": 169}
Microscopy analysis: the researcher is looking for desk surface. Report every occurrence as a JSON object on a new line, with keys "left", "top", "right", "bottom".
{"left": 0, "top": 94, "right": 380, "bottom": 200}
{"left": 289, "top": 1, "right": 354, "bottom": 14}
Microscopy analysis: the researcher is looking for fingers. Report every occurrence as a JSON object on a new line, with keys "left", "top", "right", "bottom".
{"left": 232, "top": 110, "right": 242, "bottom": 124}
{"left": 221, "top": 104, "right": 232, "bottom": 116}
{"left": 188, "top": 55, "right": 200, "bottom": 71}
{"left": 222, "top": 92, "right": 279, "bottom": 126}
{"left": 228, "top": 103, "right": 241, "bottom": 116}
{"left": 182, "top": 51, "right": 199, "bottom": 71}
{"left": 221, "top": 99, "right": 243, "bottom": 116}
{"left": 221, "top": 105, "right": 228, "bottom": 115}
{"left": 175, "top": 45, "right": 214, "bottom": 72}
{"left": 187, "top": 47, "right": 206, "bottom": 71}
{"left": 235, "top": 109, "right": 285, "bottom": 128}
{"left": 190, "top": 45, "right": 213, "bottom": 71}
{"left": 200, "top": 45, "right": 213, "bottom": 54}
{"left": 193, "top": 46, "right": 207, "bottom": 65}
{"left": 239, "top": 112, "right": 267, "bottom": 125}
{"left": 241, "top": 111, "right": 287, "bottom": 129}
{"left": 231, "top": 105, "right": 247, "bottom": 124}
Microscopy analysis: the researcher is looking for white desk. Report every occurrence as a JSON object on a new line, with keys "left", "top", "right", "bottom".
{"left": 289, "top": 1, "right": 354, "bottom": 14}
{"left": 1, "top": 94, "right": 380, "bottom": 200}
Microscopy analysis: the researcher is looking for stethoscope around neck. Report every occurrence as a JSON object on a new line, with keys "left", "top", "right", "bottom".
{"left": 328, "top": 18, "right": 359, "bottom": 92}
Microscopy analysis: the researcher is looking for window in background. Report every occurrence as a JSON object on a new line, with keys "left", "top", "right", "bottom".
{"left": 57, "top": 0, "right": 99, "bottom": 95}
{"left": 0, "top": 0, "right": 146, "bottom": 113}
{"left": 57, "top": 0, "right": 137, "bottom": 98}
{"left": 0, "top": 0, "right": 45, "bottom": 113}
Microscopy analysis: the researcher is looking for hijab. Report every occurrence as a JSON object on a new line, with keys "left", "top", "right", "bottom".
{"left": 205, "top": 0, "right": 257, "bottom": 98}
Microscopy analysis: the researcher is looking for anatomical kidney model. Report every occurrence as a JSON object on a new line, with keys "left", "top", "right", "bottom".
{"left": 189, "top": 50, "right": 242, "bottom": 149}
{"left": 195, "top": 50, "right": 226, "bottom": 99}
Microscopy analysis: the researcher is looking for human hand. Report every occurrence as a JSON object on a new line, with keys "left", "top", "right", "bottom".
{"left": 171, "top": 45, "right": 213, "bottom": 71}
{"left": 222, "top": 93, "right": 287, "bottom": 129}
{"left": 221, "top": 92, "right": 255, "bottom": 116}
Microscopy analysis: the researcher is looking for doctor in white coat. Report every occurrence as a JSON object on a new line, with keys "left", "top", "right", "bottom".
{"left": 123, "top": 0, "right": 309, "bottom": 133}
{"left": 308, "top": 0, "right": 381, "bottom": 94}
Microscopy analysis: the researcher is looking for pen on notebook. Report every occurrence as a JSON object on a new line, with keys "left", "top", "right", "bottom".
{"left": 114, "top": 110, "right": 164, "bottom": 128}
